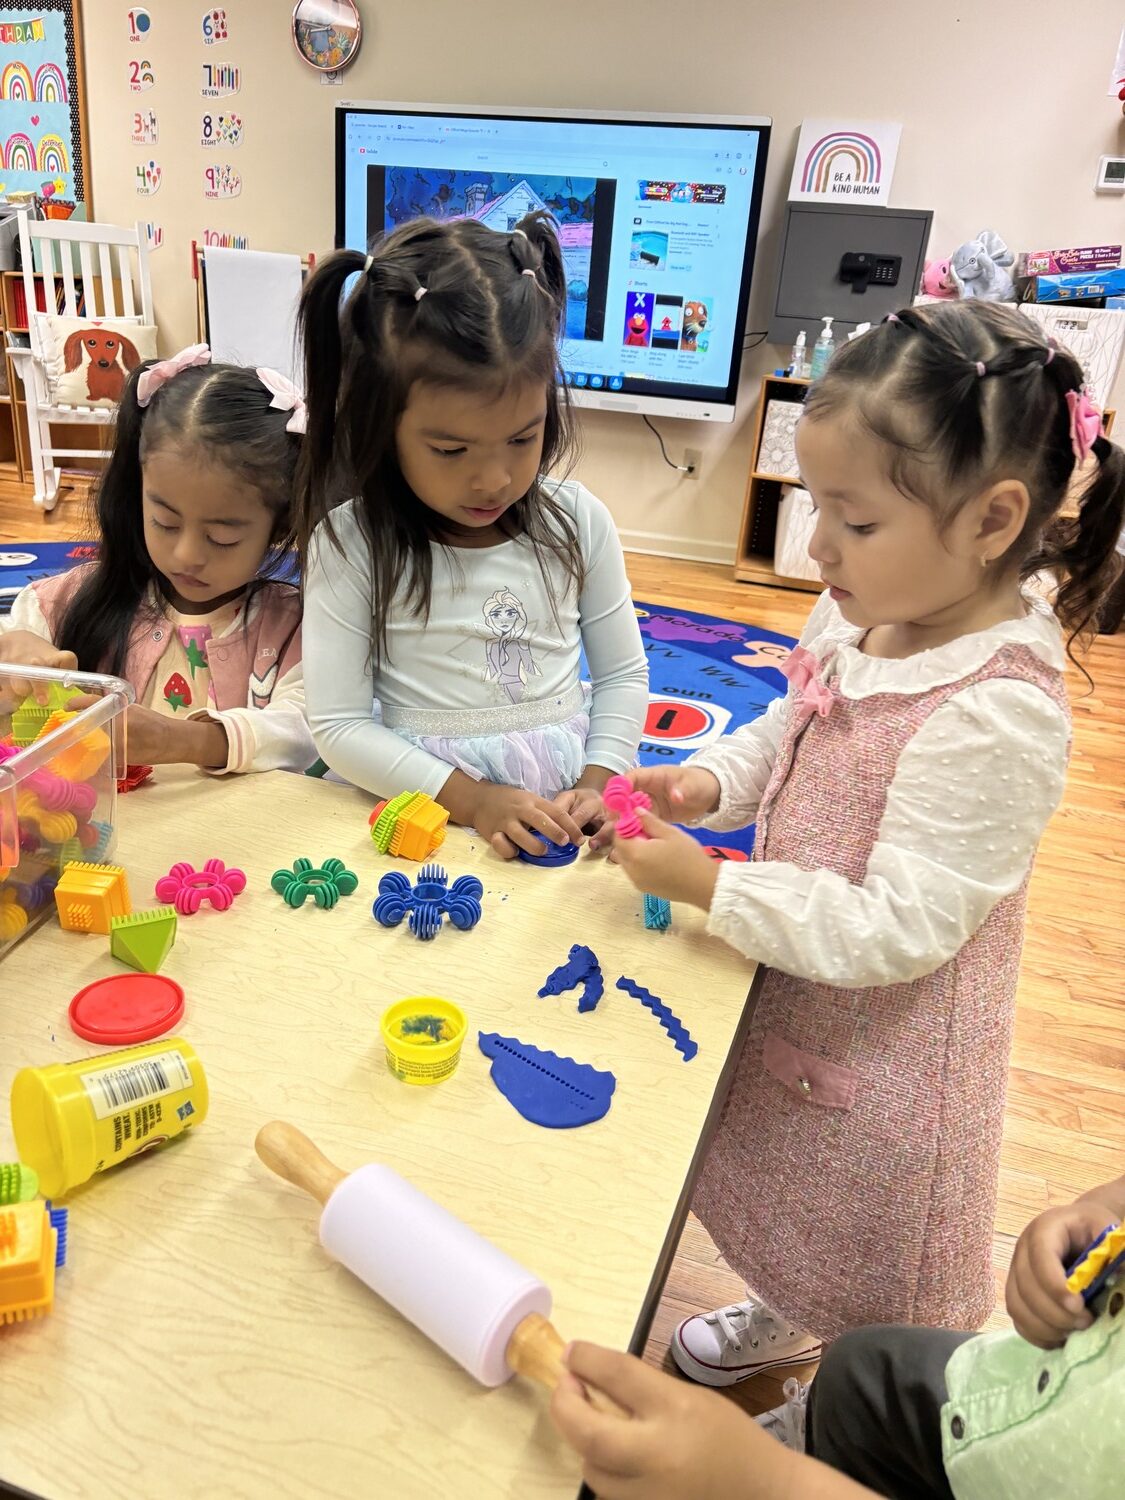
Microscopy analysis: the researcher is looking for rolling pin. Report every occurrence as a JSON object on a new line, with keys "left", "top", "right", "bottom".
{"left": 256, "top": 1121, "right": 615, "bottom": 1404}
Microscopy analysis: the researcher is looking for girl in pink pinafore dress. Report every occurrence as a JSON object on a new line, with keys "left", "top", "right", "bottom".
{"left": 609, "top": 300, "right": 1125, "bottom": 1385}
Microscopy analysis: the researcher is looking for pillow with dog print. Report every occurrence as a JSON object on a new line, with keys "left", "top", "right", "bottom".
{"left": 41, "top": 314, "right": 158, "bottom": 409}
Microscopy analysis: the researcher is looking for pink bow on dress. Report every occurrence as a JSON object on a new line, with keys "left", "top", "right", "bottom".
{"left": 782, "top": 644, "right": 836, "bottom": 722}
{"left": 257, "top": 368, "right": 307, "bottom": 434}
{"left": 1066, "top": 389, "right": 1103, "bottom": 465}
{"left": 136, "top": 343, "right": 212, "bottom": 407}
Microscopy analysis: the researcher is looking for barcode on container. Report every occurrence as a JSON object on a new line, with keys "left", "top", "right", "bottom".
{"left": 81, "top": 1050, "right": 192, "bottom": 1121}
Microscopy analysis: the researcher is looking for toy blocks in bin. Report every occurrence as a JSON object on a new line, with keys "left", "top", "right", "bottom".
{"left": 55, "top": 862, "right": 132, "bottom": 935}
{"left": 0, "top": 1201, "right": 57, "bottom": 1324}
{"left": 369, "top": 790, "right": 449, "bottom": 860}
{"left": 0, "top": 662, "right": 132, "bottom": 960}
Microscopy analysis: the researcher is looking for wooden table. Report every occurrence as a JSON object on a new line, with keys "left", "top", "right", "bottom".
{"left": 0, "top": 771, "right": 756, "bottom": 1500}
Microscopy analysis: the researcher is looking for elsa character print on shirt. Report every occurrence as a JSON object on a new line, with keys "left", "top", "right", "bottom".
{"left": 482, "top": 588, "right": 540, "bottom": 703}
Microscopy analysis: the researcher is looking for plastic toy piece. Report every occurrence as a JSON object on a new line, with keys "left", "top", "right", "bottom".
{"left": 37, "top": 710, "right": 111, "bottom": 779}
{"left": 117, "top": 764, "right": 154, "bottom": 793}
{"left": 1066, "top": 1223, "right": 1125, "bottom": 1304}
{"left": 538, "top": 944, "right": 604, "bottom": 1013}
{"left": 369, "top": 790, "right": 449, "bottom": 860}
{"left": 68, "top": 973, "right": 185, "bottom": 1045}
{"left": 10, "top": 701, "right": 52, "bottom": 747}
{"left": 0, "top": 888, "right": 28, "bottom": 940}
{"left": 47, "top": 1204, "right": 67, "bottom": 1269}
{"left": 373, "top": 864, "right": 483, "bottom": 941}
{"left": 643, "top": 893, "right": 672, "bottom": 931}
{"left": 0, "top": 1164, "right": 39, "bottom": 1205}
{"left": 616, "top": 975, "right": 698, "bottom": 1062}
{"left": 478, "top": 1032, "right": 616, "bottom": 1129}
{"left": 0, "top": 1201, "right": 57, "bottom": 1324}
{"left": 54, "top": 861, "right": 132, "bottom": 935}
{"left": 516, "top": 837, "right": 579, "bottom": 868}
{"left": 271, "top": 857, "right": 358, "bottom": 909}
{"left": 603, "top": 774, "right": 653, "bottom": 840}
{"left": 109, "top": 907, "right": 178, "bottom": 973}
{"left": 155, "top": 858, "right": 246, "bottom": 915}
{"left": 17, "top": 790, "right": 78, "bottom": 845}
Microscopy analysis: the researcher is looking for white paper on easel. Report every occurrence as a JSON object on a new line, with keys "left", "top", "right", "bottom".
{"left": 789, "top": 119, "right": 901, "bottom": 205}
{"left": 1108, "top": 25, "right": 1125, "bottom": 93}
{"left": 203, "top": 246, "right": 303, "bottom": 382}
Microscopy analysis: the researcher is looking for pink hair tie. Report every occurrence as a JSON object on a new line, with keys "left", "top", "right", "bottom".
{"left": 136, "top": 343, "right": 211, "bottom": 407}
{"left": 884, "top": 313, "right": 900, "bottom": 324}
{"left": 975, "top": 361, "right": 987, "bottom": 377}
{"left": 1066, "top": 388, "right": 1103, "bottom": 464}
{"left": 1044, "top": 347, "right": 1056, "bottom": 365}
{"left": 256, "top": 367, "right": 307, "bottom": 435}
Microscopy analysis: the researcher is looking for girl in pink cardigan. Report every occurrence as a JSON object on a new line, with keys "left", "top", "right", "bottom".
{"left": 0, "top": 349, "right": 314, "bottom": 775}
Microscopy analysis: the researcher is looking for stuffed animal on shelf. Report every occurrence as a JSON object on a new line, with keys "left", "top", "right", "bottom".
{"left": 920, "top": 258, "right": 958, "bottom": 298}
{"left": 950, "top": 230, "right": 1015, "bottom": 301}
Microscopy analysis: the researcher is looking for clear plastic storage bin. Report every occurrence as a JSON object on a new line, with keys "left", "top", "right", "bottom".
{"left": 0, "top": 663, "right": 132, "bottom": 959}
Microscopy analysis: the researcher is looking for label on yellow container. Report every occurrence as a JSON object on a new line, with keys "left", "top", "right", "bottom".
{"left": 80, "top": 1049, "right": 193, "bottom": 1121}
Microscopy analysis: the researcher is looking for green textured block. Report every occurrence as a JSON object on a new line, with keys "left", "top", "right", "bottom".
{"left": 109, "top": 907, "right": 177, "bottom": 974}
{"left": 0, "top": 1162, "right": 39, "bottom": 1204}
{"left": 371, "top": 790, "right": 413, "bottom": 853}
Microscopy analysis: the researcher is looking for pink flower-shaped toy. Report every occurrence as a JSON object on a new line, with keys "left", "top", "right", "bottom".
{"left": 155, "top": 857, "right": 246, "bottom": 915}
{"left": 603, "top": 774, "right": 653, "bottom": 841}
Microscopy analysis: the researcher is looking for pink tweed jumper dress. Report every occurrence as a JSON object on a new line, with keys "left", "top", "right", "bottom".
{"left": 692, "top": 641, "right": 1069, "bottom": 1342}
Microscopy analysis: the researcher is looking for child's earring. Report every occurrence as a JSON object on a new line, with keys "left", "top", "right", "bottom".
{"left": 980, "top": 554, "right": 990, "bottom": 569}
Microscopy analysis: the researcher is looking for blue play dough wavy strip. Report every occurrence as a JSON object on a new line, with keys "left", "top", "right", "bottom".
{"left": 478, "top": 1032, "right": 616, "bottom": 1128}
{"left": 616, "top": 976, "right": 698, "bottom": 1062}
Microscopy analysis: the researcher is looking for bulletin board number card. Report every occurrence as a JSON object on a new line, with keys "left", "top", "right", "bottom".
{"left": 0, "top": 1, "right": 90, "bottom": 214}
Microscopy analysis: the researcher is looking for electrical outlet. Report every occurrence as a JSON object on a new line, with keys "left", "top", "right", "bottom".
{"left": 683, "top": 447, "right": 702, "bottom": 480}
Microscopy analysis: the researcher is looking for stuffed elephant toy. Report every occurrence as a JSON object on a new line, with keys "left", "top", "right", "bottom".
{"left": 950, "top": 231, "right": 1015, "bottom": 301}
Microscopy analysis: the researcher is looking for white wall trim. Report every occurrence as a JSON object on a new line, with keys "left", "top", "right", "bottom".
{"left": 618, "top": 528, "right": 736, "bottom": 567}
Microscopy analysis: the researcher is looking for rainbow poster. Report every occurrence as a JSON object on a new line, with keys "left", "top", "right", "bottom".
{"left": 789, "top": 118, "right": 901, "bottom": 205}
{"left": 0, "top": 3, "right": 88, "bottom": 210}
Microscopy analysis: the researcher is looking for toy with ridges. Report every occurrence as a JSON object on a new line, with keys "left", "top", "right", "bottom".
{"left": 538, "top": 944, "right": 604, "bottom": 1012}
{"left": 369, "top": 789, "right": 448, "bottom": 859}
{"left": 0, "top": 1163, "right": 39, "bottom": 1205}
{"left": 255, "top": 1120, "right": 621, "bottom": 1408}
{"left": 616, "top": 975, "right": 698, "bottom": 1061}
{"left": 643, "top": 893, "right": 672, "bottom": 930}
{"left": 0, "top": 1201, "right": 57, "bottom": 1324}
{"left": 1066, "top": 1223, "right": 1125, "bottom": 1306}
{"left": 372, "top": 864, "right": 483, "bottom": 940}
{"left": 54, "top": 861, "right": 132, "bottom": 934}
{"left": 156, "top": 858, "right": 246, "bottom": 915}
{"left": 110, "top": 907, "right": 177, "bottom": 972}
{"left": 272, "top": 857, "right": 358, "bottom": 909}
{"left": 478, "top": 1033, "right": 616, "bottom": 1128}
{"left": 603, "top": 774, "right": 652, "bottom": 840}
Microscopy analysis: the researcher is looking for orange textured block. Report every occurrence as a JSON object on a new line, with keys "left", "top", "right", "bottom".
{"left": 54, "top": 861, "right": 132, "bottom": 935}
{"left": 38, "top": 710, "right": 111, "bottom": 780}
{"left": 387, "top": 793, "right": 449, "bottom": 861}
{"left": 0, "top": 1202, "right": 56, "bottom": 1324}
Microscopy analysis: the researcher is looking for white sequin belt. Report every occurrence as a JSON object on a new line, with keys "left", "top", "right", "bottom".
{"left": 380, "top": 682, "right": 587, "bottom": 737}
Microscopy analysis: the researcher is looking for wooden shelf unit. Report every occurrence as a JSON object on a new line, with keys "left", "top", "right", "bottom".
{"left": 734, "top": 374, "right": 817, "bottom": 594}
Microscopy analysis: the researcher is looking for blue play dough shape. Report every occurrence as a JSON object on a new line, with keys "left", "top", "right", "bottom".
{"left": 478, "top": 1032, "right": 616, "bottom": 1128}
{"left": 538, "top": 944, "right": 604, "bottom": 1012}
{"left": 516, "top": 837, "right": 579, "bottom": 868}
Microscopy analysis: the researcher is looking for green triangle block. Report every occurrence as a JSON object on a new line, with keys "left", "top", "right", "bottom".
{"left": 109, "top": 907, "right": 178, "bottom": 974}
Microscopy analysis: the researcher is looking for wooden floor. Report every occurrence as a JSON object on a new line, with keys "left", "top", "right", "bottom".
{"left": 5, "top": 481, "right": 1124, "bottom": 1421}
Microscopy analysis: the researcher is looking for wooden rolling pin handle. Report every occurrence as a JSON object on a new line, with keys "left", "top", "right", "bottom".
{"left": 506, "top": 1313, "right": 629, "bottom": 1418}
{"left": 255, "top": 1121, "right": 346, "bottom": 1207}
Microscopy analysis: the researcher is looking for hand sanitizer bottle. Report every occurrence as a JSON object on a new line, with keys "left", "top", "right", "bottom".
{"left": 789, "top": 330, "right": 807, "bottom": 378}
{"left": 810, "top": 316, "right": 836, "bottom": 379}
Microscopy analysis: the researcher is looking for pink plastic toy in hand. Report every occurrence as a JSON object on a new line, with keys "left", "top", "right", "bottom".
{"left": 155, "top": 858, "right": 247, "bottom": 915}
{"left": 603, "top": 774, "right": 652, "bottom": 840}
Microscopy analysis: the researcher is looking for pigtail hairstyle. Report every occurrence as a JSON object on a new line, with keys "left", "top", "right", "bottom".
{"left": 56, "top": 362, "right": 301, "bottom": 675}
{"left": 295, "top": 211, "right": 581, "bottom": 669}
{"left": 803, "top": 299, "right": 1125, "bottom": 652}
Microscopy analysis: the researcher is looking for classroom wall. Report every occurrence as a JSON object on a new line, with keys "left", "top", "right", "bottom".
{"left": 84, "top": 1, "right": 1125, "bottom": 564}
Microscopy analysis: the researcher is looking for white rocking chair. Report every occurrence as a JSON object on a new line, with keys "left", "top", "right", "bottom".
{"left": 7, "top": 211, "right": 154, "bottom": 510}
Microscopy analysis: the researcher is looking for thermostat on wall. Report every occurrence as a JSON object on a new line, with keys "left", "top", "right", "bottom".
{"left": 1095, "top": 155, "right": 1125, "bottom": 193}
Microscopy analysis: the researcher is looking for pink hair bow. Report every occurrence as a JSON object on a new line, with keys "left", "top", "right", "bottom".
{"left": 1066, "top": 389, "right": 1102, "bottom": 465}
{"left": 136, "top": 343, "right": 211, "bottom": 407}
{"left": 782, "top": 644, "right": 836, "bottom": 722}
{"left": 257, "top": 368, "right": 307, "bottom": 434}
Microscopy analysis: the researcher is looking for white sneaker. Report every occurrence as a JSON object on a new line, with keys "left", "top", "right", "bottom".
{"left": 671, "top": 1296, "right": 823, "bottom": 1386}
{"left": 756, "top": 1377, "right": 810, "bottom": 1451}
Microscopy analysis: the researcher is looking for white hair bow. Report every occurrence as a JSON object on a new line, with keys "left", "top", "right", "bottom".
{"left": 257, "top": 367, "right": 307, "bottom": 435}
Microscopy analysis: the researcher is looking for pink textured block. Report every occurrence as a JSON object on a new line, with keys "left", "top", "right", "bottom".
{"left": 155, "top": 858, "right": 247, "bottom": 916}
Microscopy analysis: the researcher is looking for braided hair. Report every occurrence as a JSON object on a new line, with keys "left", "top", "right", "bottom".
{"left": 295, "top": 212, "right": 579, "bottom": 666}
{"left": 803, "top": 300, "right": 1125, "bottom": 648}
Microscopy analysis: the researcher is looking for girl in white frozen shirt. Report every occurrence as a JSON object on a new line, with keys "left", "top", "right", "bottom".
{"left": 296, "top": 211, "right": 648, "bottom": 858}
{"left": 610, "top": 301, "right": 1125, "bottom": 1380}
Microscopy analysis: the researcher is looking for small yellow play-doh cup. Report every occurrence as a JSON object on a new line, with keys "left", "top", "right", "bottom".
{"left": 380, "top": 997, "right": 466, "bottom": 1086}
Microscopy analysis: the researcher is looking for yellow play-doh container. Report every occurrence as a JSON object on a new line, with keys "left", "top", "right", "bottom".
{"left": 381, "top": 997, "right": 466, "bottom": 1086}
{"left": 10, "top": 1038, "right": 208, "bottom": 1198}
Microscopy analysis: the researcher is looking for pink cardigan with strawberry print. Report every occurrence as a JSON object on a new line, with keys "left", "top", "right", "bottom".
{"left": 2, "top": 566, "right": 315, "bottom": 775}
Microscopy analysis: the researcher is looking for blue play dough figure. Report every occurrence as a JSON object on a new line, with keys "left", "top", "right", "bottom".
{"left": 478, "top": 1032, "right": 615, "bottom": 1128}
{"left": 538, "top": 944, "right": 604, "bottom": 1012}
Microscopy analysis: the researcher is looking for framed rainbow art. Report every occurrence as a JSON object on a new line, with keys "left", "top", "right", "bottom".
{"left": 0, "top": 1, "right": 90, "bottom": 217}
{"left": 788, "top": 118, "right": 901, "bottom": 207}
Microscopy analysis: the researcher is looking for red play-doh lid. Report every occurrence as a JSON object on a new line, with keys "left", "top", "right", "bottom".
{"left": 68, "top": 975, "right": 185, "bottom": 1045}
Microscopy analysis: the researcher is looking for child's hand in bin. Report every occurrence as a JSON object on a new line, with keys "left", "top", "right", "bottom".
{"left": 66, "top": 696, "right": 229, "bottom": 773}
{"left": 589, "top": 766, "right": 722, "bottom": 851}
{"left": 1006, "top": 1186, "right": 1125, "bottom": 1348}
{"left": 552, "top": 1342, "right": 791, "bottom": 1500}
{"left": 0, "top": 630, "right": 78, "bottom": 709}
{"left": 610, "top": 810, "right": 719, "bottom": 909}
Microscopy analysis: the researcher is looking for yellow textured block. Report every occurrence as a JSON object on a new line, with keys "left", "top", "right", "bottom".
{"left": 16, "top": 790, "right": 78, "bottom": 845}
{"left": 38, "top": 710, "right": 111, "bottom": 780}
{"left": 387, "top": 792, "right": 449, "bottom": 861}
{"left": 54, "top": 861, "right": 132, "bottom": 935}
{"left": 0, "top": 1202, "right": 56, "bottom": 1324}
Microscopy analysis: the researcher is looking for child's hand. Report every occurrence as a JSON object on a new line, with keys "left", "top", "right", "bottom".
{"left": 551, "top": 1342, "right": 768, "bottom": 1500}
{"left": 1006, "top": 1197, "right": 1119, "bottom": 1348}
{"left": 67, "top": 698, "right": 229, "bottom": 772}
{"left": 589, "top": 766, "right": 720, "bottom": 852}
{"left": 0, "top": 630, "right": 78, "bottom": 707}
{"left": 469, "top": 780, "right": 587, "bottom": 859}
{"left": 611, "top": 811, "right": 719, "bottom": 909}
{"left": 552, "top": 785, "right": 606, "bottom": 839}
